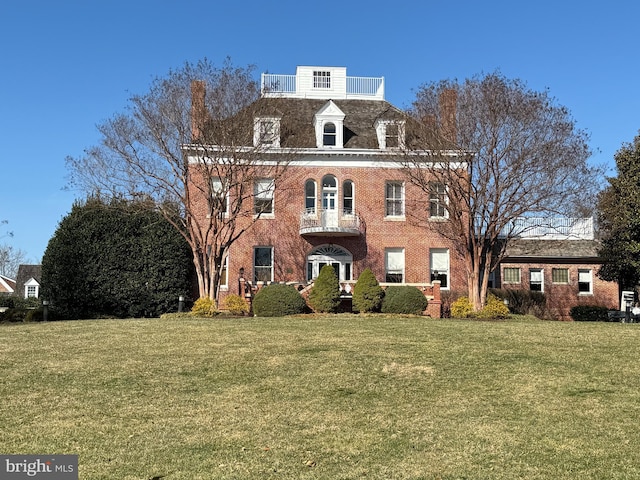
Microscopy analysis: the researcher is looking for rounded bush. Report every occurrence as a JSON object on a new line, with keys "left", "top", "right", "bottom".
{"left": 570, "top": 305, "right": 610, "bottom": 322}
{"left": 308, "top": 265, "right": 341, "bottom": 313}
{"left": 352, "top": 268, "right": 384, "bottom": 313}
{"left": 381, "top": 286, "right": 427, "bottom": 315}
{"left": 191, "top": 297, "right": 217, "bottom": 317}
{"left": 451, "top": 296, "right": 474, "bottom": 318}
{"left": 222, "top": 294, "right": 250, "bottom": 316}
{"left": 252, "top": 284, "right": 307, "bottom": 317}
{"left": 478, "top": 294, "right": 510, "bottom": 319}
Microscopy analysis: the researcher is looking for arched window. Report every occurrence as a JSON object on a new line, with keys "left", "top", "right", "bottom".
{"left": 323, "top": 122, "right": 336, "bottom": 146}
{"left": 305, "top": 179, "right": 317, "bottom": 214}
{"left": 307, "top": 244, "right": 353, "bottom": 282}
{"left": 343, "top": 180, "right": 354, "bottom": 215}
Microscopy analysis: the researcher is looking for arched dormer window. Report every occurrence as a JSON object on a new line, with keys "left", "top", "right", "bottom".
{"left": 314, "top": 101, "right": 345, "bottom": 149}
{"left": 323, "top": 123, "right": 336, "bottom": 146}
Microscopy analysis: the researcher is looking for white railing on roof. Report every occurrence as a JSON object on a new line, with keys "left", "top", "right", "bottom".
{"left": 261, "top": 74, "right": 296, "bottom": 95}
{"left": 506, "top": 217, "right": 594, "bottom": 240}
{"left": 261, "top": 72, "right": 385, "bottom": 100}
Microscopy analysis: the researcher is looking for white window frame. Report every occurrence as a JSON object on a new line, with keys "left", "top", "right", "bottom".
{"left": 211, "top": 177, "right": 229, "bottom": 216}
{"left": 253, "top": 246, "right": 274, "bottom": 283}
{"left": 305, "top": 179, "right": 317, "bottom": 214}
{"left": 219, "top": 254, "right": 228, "bottom": 290}
{"left": 313, "top": 70, "right": 331, "bottom": 89}
{"left": 530, "top": 268, "right": 544, "bottom": 292}
{"left": 24, "top": 278, "right": 40, "bottom": 299}
{"left": 385, "top": 248, "right": 405, "bottom": 283}
{"left": 430, "top": 248, "right": 450, "bottom": 290}
{"left": 253, "top": 117, "right": 280, "bottom": 147}
{"left": 429, "top": 181, "right": 448, "bottom": 219}
{"left": 578, "top": 269, "right": 593, "bottom": 295}
{"left": 343, "top": 180, "right": 354, "bottom": 215}
{"left": 385, "top": 181, "right": 405, "bottom": 218}
{"left": 254, "top": 178, "right": 275, "bottom": 216}
{"left": 323, "top": 122, "right": 337, "bottom": 146}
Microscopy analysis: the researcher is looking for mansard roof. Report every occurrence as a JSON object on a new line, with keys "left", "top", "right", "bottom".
{"left": 504, "top": 239, "right": 601, "bottom": 261}
{"left": 249, "top": 97, "right": 408, "bottom": 149}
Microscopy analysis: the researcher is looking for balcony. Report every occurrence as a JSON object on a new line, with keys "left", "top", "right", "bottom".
{"left": 300, "top": 209, "right": 363, "bottom": 237}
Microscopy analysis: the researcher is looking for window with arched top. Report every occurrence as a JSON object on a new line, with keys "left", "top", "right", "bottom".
{"left": 323, "top": 123, "right": 336, "bottom": 146}
{"left": 343, "top": 180, "right": 354, "bottom": 215}
{"left": 305, "top": 179, "right": 317, "bottom": 214}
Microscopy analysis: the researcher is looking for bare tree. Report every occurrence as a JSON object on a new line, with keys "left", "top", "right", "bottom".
{"left": 404, "top": 72, "right": 601, "bottom": 310}
{"left": 67, "top": 58, "right": 295, "bottom": 301}
{"left": 0, "top": 243, "right": 28, "bottom": 279}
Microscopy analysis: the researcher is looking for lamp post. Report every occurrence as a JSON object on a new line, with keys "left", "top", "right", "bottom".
{"left": 178, "top": 295, "right": 184, "bottom": 313}
{"left": 42, "top": 300, "right": 49, "bottom": 322}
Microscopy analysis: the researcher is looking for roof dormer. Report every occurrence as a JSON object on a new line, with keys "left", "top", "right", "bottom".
{"left": 375, "top": 119, "right": 406, "bottom": 150}
{"left": 253, "top": 116, "right": 281, "bottom": 147}
{"left": 314, "top": 101, "right": 345, "bottom": 149}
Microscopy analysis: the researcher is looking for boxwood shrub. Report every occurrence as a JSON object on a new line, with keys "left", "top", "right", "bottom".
{"left": 352, "top": 268, "right": 384, "bottom": 313}
{"left": 252, "top": 284, "right": 307, "bottom": 317}
{"left": 570, "top": 305, "right": 610, "bottom": 322}
{"left": 381, "top": 286, "right": 427, "bottom": 315}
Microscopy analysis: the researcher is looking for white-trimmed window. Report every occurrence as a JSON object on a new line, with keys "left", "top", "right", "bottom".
{"left": 385, "top": 248, "right": 405, "bottom": 283}
{"left": 211, "top": 177, "right": 228, "bottom": 215}
{"left": 253, "top": 117, "right": 280, "bottom": 147}
{"left": 385, "top": 181, "right": 404, "bottom": 217}
{"left": 313, "top": 70, "right": 331, "bottom": 89}
{"left": 530, "top": 268, "right": 544, "bottom": 292}
{"left": 254, "top": 178, "right": 275, "bottom": 215}
{"left": 430, "top": 249, "right": 450, "bottom": 289}
{"left": 429, "top": 182, "right": 448, "bottom": 218}
{"left": 254, "top": 247, "right": 273, "bottom": 283}
{"left": 343, "top": 180, "right": 354, "bottom": 215}
{"left": 552, "top": 268, "right": 569, "bottom": 284}
{"left": 323, "top": 122, "right": 337, "bottom": 146}
{"left": 578, "top": 269, "right": 593, "bottom": 294}
{"left": 24, "top": 278, "right": 40, "bottom": 298}
{"left": 220, "top": 254, "right": 228, "bottom": 290}
{"left": 503, "top": 267, "right": 521, "bottom": 284}
{"left": 305, "top": 179, "right": 317, "bottom": 214}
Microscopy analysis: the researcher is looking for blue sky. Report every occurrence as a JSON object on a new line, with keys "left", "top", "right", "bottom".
{"left": 1, "top": 0, "right": 639, "bottom": 266}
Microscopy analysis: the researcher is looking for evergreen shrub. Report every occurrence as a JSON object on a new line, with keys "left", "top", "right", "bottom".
{"left": 222, "top": 294, "right": 250, "bottom": 316}
{"left": 252, "top": 284, "right": 307, "bottom": 317}
{"left": 308, "top": 265, "right": 341, "bottom": 313}
{"left": 352, "top": 268, "right": 384, "bottom": 313}
{"left": 381, "top": 286, "right": 427, "bottom": 315}
{"left": 191, "top": 297, "right": 217, "bottom": 317}
{"left": 570, "top": 305, "right": 610, "bottom": 322}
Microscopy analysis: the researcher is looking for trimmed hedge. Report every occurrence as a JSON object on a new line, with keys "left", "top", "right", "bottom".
{"left": 252, "top": 284, "right": 307, "bottom": 317}
{"left": 308, "top": 265, "right": 341, "bottom": 313}
{"left": 381, "top": 286, "right": 427, "bottom": 315}
{"left": 570, "top": 305, "right": 610, "bottom": 322}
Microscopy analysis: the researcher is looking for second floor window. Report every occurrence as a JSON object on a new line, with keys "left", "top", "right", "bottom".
{"left": 386, "top": 181, "right": 404, "bottom": 217}
{"left": 254, "top": 179, "right": 274, "bottom": 215}
{"left": 211, "top": 177, "right": 228, "bottom": 215}
{"left": 429, "top": 182, "right": 448, "bottom": 218}
{"left": 305, "top": 179, "right": 317, "bottom": 213}
{"left": 343, "top": 180, "right": 354, "bottom": 214}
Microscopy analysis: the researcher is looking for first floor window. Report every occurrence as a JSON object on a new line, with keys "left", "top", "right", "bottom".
{"left": 530, "top": 269, "right": 544, "bottom": 292}
{"left": 503, "top": 267, "right": 521, "bottom": 284}
{"left": 385, "top": 181, "right": 404, "bottom": 217}
{"left": 385, "top": 248, "right": 405, "bottom": 283}
{"left": 254, "top": 247, "right": 273, "bottom": 283}
{"left": 430, "top": 248, "right": 449, "bottom": 289}
{"left": 220, "top": 254, "right": 228, "bottom": 289}
{"left": 254, "top": 178, "right": 274, "bottom": 215}
{"left": 552, "top": 268, "right": 569, "bottom": 284}
{"left": 578, "top": 269, "right": 592, "bottom": 294}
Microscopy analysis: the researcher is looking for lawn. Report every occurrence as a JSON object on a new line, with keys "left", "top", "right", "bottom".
{"left": 2, "top": 315, "right": 640, "bottom": 479}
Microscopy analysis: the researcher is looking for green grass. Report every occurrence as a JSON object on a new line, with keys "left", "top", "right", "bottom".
{"left": 2, "top": 315, "right": 640, "bottom": 479}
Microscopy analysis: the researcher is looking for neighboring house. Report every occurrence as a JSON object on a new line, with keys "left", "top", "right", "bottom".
{"left": 494, "top": 218, "right": 618, "bottom": 319}
{"left": 185, "top": 65, "right": 618, "bottom": 319}
{"left": 15, "top": 264, "right": 42, "bottom": 299}
{"left": 0, "top": 274, "right": 16, "bottom": 294}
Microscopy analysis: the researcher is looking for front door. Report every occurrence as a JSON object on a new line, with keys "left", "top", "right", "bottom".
{"left": 307, "top": 245, "right": 353, "bottom": 282}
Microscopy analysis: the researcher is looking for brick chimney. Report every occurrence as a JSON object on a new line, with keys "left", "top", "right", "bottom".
{"left": 439, "top": 89, "right": 457, "bottom": 144}
{"left": 191, "top": 80, "right": 206, "bottom": 142}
